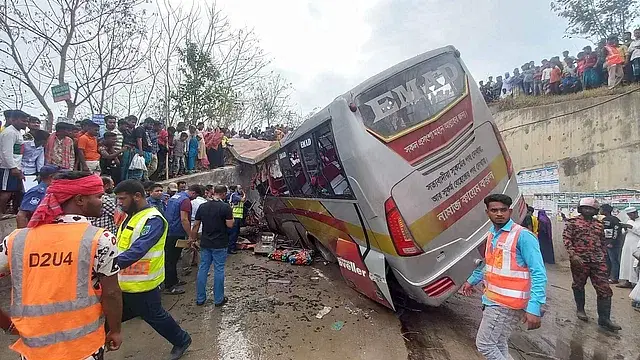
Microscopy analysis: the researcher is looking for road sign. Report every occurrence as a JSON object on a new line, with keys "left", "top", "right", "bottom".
{"left": 52, "top": 83, "right": 71, "bottom": 102}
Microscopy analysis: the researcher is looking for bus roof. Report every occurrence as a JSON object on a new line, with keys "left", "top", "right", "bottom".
{"left": 281, "top": 45, "right": 458, "bottom": 147}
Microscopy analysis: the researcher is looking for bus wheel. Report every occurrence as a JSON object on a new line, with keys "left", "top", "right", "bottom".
{"left": 310, "top": 236, "right": 337, "bottom": 263}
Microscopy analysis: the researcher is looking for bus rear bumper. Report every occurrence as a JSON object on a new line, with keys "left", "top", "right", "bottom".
{"left": 391, "top": 244, "right": 484, "bottom": 307}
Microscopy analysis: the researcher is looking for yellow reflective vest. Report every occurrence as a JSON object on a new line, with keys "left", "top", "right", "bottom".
{"left": 116, "top": 207, "right": 167, "bottom": 293}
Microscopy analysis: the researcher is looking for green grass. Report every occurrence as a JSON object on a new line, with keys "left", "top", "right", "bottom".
{"left": 491, "top": 83, "right": 640, "bottom": 112}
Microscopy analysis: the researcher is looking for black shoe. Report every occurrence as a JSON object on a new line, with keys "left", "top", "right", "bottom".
{"left": 597, "top": 297, "right": 622, "bottom": 332}
{"left": 170, "top": 334, "right": 192, "bottom": 360}
{"left": 227, "top": 250, "right": 237, "bottom": 255}
{"left": 177, "top": 279, "right": 188, "bottom": 286}
{"left": 215, "top": 297, "right": 228, "bottom": 307}
{"left": 164, "top": 286, "right": 186, "bottom": 295}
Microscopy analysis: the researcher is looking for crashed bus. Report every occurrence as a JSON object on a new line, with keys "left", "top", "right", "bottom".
{"left": 255, "top": 45, "right": 526, "bottom": 310}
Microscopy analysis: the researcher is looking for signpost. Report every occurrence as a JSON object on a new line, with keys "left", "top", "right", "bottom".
{"left": 51, "top": 83, "right": 71, "bottom": 102}
{"left": 92, "top": 114, "right": 106, "bottom": 137}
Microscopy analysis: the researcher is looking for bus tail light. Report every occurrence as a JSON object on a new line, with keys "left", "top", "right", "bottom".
{"left": 384, "top": 197, "right": 424, "bottom": 256}
{"left": 423, "top": 277, "right": 455, "bottom": 297}
{"left": 491, "top": 123, "right": 513, "bottom": 177}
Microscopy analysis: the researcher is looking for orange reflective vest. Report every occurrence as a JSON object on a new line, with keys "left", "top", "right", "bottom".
{"left": 605, "top": 45, "right": 624, "bottom": 66}
{"left": 484, "top": 223, "right": 531, "bottom": 309}
{"left": 6, "top": 223, "right": 106, "bottom": 360}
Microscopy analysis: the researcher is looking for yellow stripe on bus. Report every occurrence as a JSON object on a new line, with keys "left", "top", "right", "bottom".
{"left": 409, "top": 155, "right": 508, "bottom": 247}
{"left": 284, "top": 199, "right": 398, "bottom": 256}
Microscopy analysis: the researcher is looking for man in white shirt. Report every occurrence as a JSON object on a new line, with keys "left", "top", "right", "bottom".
{"left": 0, "top": 110, "right": 29, "bottom": 216}
{"left": 619, "top": 207, "right": 640, "bottom": 288}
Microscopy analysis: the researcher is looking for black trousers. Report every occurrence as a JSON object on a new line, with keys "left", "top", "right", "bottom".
{"left": 165, "top": 235, "right": 184, "bottom": 289}
{"left": 122, "top": 288, "right": 190, "bottom": 347}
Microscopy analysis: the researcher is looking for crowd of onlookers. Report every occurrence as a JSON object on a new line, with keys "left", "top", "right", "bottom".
{"left": 0, "top": 108, "right": 292, "bottom": 217}
{"left": 479, "top": 30, "right": 640, "bottom": 102}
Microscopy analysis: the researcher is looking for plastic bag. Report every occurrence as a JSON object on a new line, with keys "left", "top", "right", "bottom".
{"left": 129, "top": 154, "right": 147, "bottom": 171}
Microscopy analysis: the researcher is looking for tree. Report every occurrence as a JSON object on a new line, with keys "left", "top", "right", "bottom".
{"left": 171, "top": 41, "right": 235, "bottom": 127}
{"left": 0, "top": 0, "right": 149, "bottom": 129}
{"left": 551, "top": 0, "right": 640, "bottom": 41}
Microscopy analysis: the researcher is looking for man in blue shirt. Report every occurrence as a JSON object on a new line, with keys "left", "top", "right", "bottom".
{"left": 114, "top": 179, "right": 192, "bottom": 360}
{"left": 146, "top": 182, "right": 166, "bottom": 215}
{"left": 15, "top": 165, "right": 60, "bottom": 228}
{"left": 461, "top": 194, "right": 547, "bottom": 360}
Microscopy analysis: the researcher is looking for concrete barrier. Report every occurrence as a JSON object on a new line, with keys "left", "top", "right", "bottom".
{"left": 158, "top": 166, "right": 241, "bottom": 188}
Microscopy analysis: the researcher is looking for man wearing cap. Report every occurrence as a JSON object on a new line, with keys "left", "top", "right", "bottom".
{"left": 15, "top": 165, "right": 60, "bottom": 228}
{"left": 0, "top": 110, "right": 29, "bottom": 216}
{"left": 618, "top": 207, "right": 640, "bottom": 288}
{"left": 563, "top": 197, "right": 621, "bottom": 332}
{"left": 78, "top": 120, "right": 102, "bottom": 174}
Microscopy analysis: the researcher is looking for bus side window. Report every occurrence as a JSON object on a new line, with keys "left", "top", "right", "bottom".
{"left": 313, "top": 125, "right": 353, "bottom": 198}
{"left": 267, "top": 158, "right": 289, "bottom": 196}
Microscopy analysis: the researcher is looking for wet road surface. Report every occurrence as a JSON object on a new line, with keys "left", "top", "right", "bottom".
{"left": 0, "top": 252, "right": 637, "bottom": 359}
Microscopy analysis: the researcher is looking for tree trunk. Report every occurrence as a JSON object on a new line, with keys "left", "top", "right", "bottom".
{"left": 66, "top": 103, "right": 77, "bottom": 121}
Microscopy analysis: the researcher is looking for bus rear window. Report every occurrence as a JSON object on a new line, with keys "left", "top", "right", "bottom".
{"left": 355, "top": 52, "right": 466, "bottom": 140}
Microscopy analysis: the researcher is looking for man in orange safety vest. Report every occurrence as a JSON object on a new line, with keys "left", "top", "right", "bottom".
{"left": 461, "top": 194, "right": 547, "bottom": 360}
{"left": 0, "top": 172, "right": 123, "bottom": 360}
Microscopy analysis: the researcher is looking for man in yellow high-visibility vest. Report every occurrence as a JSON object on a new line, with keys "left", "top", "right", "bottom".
{"left": 114, "top": 179, "right": 192, "bottom": 360}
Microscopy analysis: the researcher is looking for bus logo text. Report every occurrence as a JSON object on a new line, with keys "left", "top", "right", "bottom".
{"left": 363, "top": 63, "right": 460, "bottom": 124}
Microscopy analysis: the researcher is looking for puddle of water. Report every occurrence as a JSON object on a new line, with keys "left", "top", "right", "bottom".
{"left": 217, "top": 309, "right": 253, "bottom": 360}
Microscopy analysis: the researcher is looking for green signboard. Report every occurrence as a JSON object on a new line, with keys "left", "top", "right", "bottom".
{"left": 52, "top": 83, "right": 71, "bottom": 102}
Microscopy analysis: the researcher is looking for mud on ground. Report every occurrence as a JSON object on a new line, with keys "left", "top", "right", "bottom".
{"left": 0, "top": 253, "right": 638, "bottom": 360}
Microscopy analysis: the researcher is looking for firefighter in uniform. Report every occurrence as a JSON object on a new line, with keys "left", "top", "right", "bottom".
{"left": 0, "top": 172, "right": 123, "bottom": 360}
{"left": 563, "top": 197, "right": 621, "bottom": 332}
{"left": 113, "top": 179, "right": 192, "bottom": 360}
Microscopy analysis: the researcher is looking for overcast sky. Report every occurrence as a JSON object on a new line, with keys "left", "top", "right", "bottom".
{"left": 218, "top": 0, "right": 592, "bottom": 113}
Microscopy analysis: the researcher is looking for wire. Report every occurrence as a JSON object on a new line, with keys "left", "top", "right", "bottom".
{"left": 499, "top": 86, "right": 640, "bottom": 133}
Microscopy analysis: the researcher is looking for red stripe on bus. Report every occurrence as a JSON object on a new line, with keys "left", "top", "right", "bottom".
{"left": 387, "top": 95, "right": 474, "bottom": 165}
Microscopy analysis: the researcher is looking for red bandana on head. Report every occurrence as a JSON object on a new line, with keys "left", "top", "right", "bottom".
{"left": 28, "top": 174, "right": 104, "bottom": 228}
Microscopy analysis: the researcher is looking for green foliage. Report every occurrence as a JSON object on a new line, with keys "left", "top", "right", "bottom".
{"left": 171, "top": 41, "right": 236, "bottom": 127}
{"left": 551, "top": 0, "right": 639, "bottom": 41}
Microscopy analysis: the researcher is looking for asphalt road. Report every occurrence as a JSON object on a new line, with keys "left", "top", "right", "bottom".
{"left": 0, "top": 252, "right": 637, "bottom": 360}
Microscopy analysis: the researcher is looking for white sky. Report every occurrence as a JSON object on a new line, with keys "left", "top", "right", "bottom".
{"left": 216, "top": 0, "right": 594, "bottom": 113}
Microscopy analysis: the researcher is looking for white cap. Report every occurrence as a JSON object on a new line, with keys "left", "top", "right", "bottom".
{"left": 624, "top": 206, "right": 637, "bottom": 214}
{"left": 578, "top": 197, "right": 599, "bottom": 209}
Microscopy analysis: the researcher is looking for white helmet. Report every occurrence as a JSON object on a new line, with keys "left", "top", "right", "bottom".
{"left": 578, "top": 197, "right": 599, "bottom": 209}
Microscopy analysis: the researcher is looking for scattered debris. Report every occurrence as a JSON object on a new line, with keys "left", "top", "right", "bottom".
{"left": 312, "top": 268, "right": 329, "bottom": 281}
{"left": 315, "top": 306, "right": 332, "bottom": 319}
{"left": 344, "top": 303, "right": 374, "bottom": 319}
{"left": 267, "top": 279, "right": 291, "bottom": 285}
{"left": 310, "top": 276, "right": 320, "bottom": 283}
{"left": 267, "top": 249, "right": 314, "bottom": 265}
{"left": 332, "top": 321, "right": 345, "bottom": 331}
{"left": 254, "top": 232, "right": 276, "bottom": 255}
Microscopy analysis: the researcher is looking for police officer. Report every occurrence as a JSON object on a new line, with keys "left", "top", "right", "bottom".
{"left": 114, "top": 179, "right": 192, "bottom": 360}
{"left": 563, "top": 197, "right": 621, "bottom": 332}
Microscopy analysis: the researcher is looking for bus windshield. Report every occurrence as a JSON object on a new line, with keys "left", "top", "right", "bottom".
{"left": 355, "top": 52, "right": 466, "bottom": 140}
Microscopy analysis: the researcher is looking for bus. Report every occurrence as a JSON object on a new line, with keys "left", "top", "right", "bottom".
{"left": 257, "top": 45, "right": 526, "bottom": 310}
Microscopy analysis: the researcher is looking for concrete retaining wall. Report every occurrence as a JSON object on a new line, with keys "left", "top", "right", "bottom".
{"left": 494, "top": 91, "right": 640, "bottom": 192}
